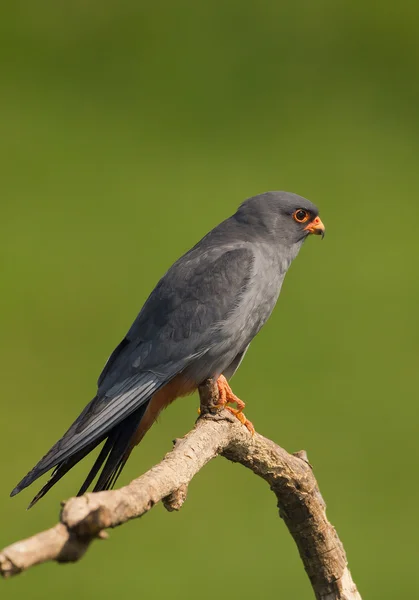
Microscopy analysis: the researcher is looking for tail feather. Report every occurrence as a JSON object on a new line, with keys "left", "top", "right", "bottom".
{"left": 27, "top": 403, "right": 149, "bottom": 508}
{"left": 76, "top": 436, "right": 115, "bottom": 497}
{"left": 27, "top": 436, "right": 106, "bottom": 509}
{"left": 91, "top": 404, "right": 147, "bottom": 493}
{"left": 12, "top": 373, "right": 163, "bottom": 499}
{"left": 76, "top": 403, "right": 147, "bottom": 496}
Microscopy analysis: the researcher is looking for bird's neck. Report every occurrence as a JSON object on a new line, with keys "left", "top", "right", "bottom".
{"left": 275, "top": 240, "right": 305, "bottom": 275}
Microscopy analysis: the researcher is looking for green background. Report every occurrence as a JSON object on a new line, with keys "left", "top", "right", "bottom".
{"left": 1, "top": 2, "right": 418, "bottom": 598}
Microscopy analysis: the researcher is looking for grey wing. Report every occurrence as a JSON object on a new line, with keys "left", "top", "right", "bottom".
{"left": 69, "top": 244, "right": 256, "bottom": 458}
{"left": 97, "top": 244, "right": 255, "bottom": 391}
{"left": 14, "top": 245, "right": 255, "bottom": 494}
{"left": 77, "top": 244, "right": 255, "bottom": 455}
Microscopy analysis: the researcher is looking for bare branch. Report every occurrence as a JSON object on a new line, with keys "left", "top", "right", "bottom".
{"left": 0, "top": 380, "right": 361, "bottom": 600}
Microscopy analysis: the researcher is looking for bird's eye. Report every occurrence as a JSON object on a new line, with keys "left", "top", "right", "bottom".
{"left": 293, "top": 209, "right": 310, "bottom": 223}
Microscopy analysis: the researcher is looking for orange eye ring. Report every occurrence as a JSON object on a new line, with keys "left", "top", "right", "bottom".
{"left": 293, "top": 209, "right": 310, "bottom": 224}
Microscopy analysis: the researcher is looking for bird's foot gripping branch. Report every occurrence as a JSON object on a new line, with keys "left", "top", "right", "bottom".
{"left": 1, "top": 380, "right": 361, "bottom": 600}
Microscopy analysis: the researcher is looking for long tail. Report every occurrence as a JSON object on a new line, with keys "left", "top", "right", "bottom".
{"left": 11, "top": 370, "right": 168, "bottom": 507}
{"left": 27, "top": 403, "right": 149, "bottom": 509}
{"left": 79, "top": 403, "right": 148, "bottom": 495}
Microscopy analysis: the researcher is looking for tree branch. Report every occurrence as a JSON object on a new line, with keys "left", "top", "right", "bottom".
{"left": 0, "top": 380, "right": 361, "bottom": 600}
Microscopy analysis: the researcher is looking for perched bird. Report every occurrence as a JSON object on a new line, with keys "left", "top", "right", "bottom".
{"left": 12, "top": 191, "right": 325, "bottom": 508}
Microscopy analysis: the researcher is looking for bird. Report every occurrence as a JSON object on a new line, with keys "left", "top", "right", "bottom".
{"left": 11, "top": 191, "right": 325, "bottom": 508}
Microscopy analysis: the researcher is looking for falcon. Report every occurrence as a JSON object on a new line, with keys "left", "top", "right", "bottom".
{"left": 11, "top": 191, "right": 325, "bottom": 507}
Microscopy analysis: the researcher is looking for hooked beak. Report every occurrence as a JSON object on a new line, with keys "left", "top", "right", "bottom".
{"left": 304, "top": 216, "right": 325, "bottom": 239}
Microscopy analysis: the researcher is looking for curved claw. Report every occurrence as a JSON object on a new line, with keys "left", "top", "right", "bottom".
{"left": 217, "top": 375, "right": 255, "bottom": 435}
{"left": 225, "top": 407, "right": 255, "bottom": 435}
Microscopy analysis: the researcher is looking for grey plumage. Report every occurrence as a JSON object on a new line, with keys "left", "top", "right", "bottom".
{"left": 11, "top": 191, "right": 324, "bottom": 506}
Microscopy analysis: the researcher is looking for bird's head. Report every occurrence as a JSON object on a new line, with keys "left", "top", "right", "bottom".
{"left": 235, "top": 191, "right": 325, "bottom": 246}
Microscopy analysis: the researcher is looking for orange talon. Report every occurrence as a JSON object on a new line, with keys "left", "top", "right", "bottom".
{"left": 225, "top": 407, "right": 255, "bottom": 435}
{"left": 216, "top": 375, "right": 255, "bottom": 435}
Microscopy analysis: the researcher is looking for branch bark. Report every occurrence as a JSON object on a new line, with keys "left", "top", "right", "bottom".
{"left": 0, "top": 380, "right": 361, "bottom": 600}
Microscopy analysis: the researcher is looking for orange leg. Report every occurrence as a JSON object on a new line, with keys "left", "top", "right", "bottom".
{"left": 216, "top": 375, "right": 255, "bottom": 435}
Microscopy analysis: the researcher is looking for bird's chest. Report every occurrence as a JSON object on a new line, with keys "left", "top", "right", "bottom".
{"left": 232, "top": 252, "right": 287, "bottom": 346}
{"left": 244, "top": 273, "right": 283, "bottom": 341}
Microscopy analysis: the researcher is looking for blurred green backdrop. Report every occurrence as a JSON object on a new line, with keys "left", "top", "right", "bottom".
{"left": 1, "top": 1, "right": 418, "bottom": 598}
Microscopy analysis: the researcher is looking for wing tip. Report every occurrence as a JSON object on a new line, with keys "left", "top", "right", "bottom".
{"left": 10, "top": 479, "right": 41, "bottom": 510}
{"left": 10, "top": 485, "right": 21, "bottom": 498}
{"left": 10, "top": 481, "right": 40, "bottom": 509}
{"left": 10, "top": 468, "right": 40, "bottom": 498}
